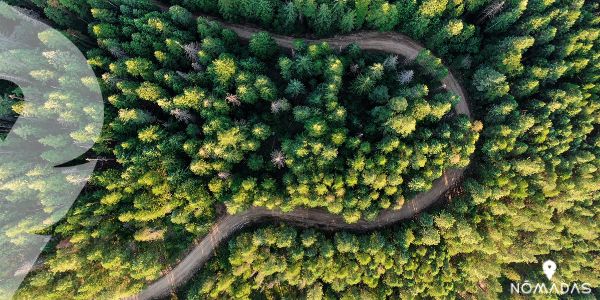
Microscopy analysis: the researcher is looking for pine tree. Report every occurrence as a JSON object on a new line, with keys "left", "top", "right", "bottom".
{"left": 249, "top": 32, "right": 278, "bottom": 60}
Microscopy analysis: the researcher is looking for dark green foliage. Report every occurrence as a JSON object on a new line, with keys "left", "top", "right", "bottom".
{"left": 169, "top": 5, "right": 195, "bottom": 26}
{"left": 366, "top": 2, "right": 399, "bottom": 31}
{"left": 249, "top": 32, "right": 277, "bottom": 60}
{"left": 218, "top": 0, "right": 275, "bottom": 27}
{"left": 0, "top": 81, "right": 20, "bottom": 140}
{"left": 415, "top": 50, "right": 449, "bottom": 81}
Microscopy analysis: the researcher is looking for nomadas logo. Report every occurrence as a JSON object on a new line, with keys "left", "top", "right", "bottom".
{"left": 509, "top": 260, "right": 593, "bottom": 295}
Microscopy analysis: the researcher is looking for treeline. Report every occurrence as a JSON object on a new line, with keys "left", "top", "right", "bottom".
{"left": 169, "top": 0, "right": 483, "bottom": 60}
{"left": 172, "top": 0, "right": 479, "bottom": 40}
{"left": 188, "top": 223, "right": 465, "bottom": 299}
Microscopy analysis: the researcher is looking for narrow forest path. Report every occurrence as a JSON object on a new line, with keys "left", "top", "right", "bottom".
{"left": 125, "top": 3, "right": 473, "bottom": 299}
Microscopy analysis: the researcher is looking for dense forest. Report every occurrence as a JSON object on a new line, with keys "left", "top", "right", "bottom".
{"left": 0, "top": 80, "right": 18, "bottom": 140}
{"left": 190, "top": 224, "right": 463, "bottom": 299}
{"left": 0, "top": 0, "right": 598, "bottom": 299}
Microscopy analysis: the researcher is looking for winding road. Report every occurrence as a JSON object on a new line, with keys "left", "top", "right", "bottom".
{"left": 126, "top": 3, "right": 472, "bottom": 300}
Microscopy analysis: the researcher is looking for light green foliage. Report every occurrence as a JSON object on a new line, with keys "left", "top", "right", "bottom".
{"left": 355, "top": 0, "right": 372, "bottom": 28}
{"left": 188, "top": 224, "right": 462, "bottom": 299}
{"left": 209, "top": 55, "right": 237, "bottom": 86}
{"left": 494, "top": 36, "right": 535, "bottom": 76}
{"left": 473, "top": 66, "right": 510, "bottom": 100}
{"left": 418, "top": 0, "right": 448, "bottom": 18}
{"left": 366, "top": 2, "right": 399, "bottom": 31}
{"left": 125, "top": 58, "right": 155, "bottom": 80}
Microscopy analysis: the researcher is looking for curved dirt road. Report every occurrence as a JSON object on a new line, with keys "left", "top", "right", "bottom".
{"left": 126, "top": 3, "right": 472, "bottom": 300}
